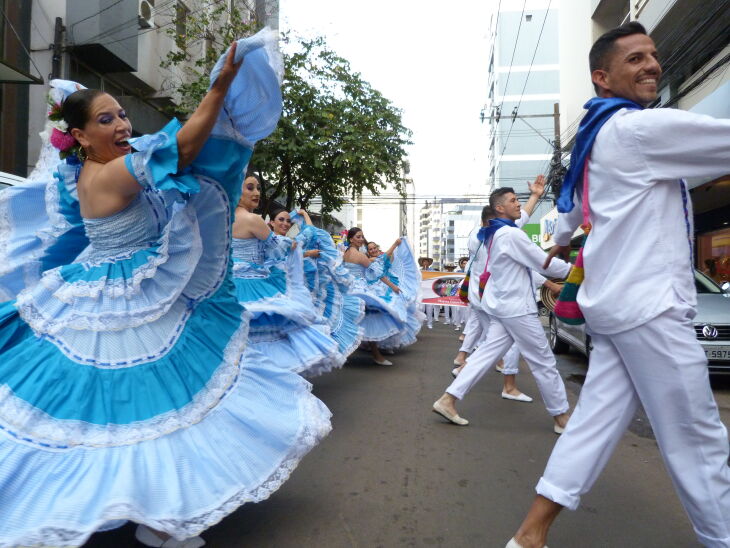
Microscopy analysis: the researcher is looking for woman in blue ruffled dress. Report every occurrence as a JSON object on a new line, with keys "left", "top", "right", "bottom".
{"left": 0, "top": 31, "right": 331, "bottom": 548}
{"left": 231, "top": 177, "right": 339, "bottom": 378}
{"left": 342, "top": 227, "right": 419, "bottom": 365}
{"left": 363, "top": 236, "right": 424, "bottom": 354}
{"left": 272, "top": 209, "right": 365, "bottom": 370}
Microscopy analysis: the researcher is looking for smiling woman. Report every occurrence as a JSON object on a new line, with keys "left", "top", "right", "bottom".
{"left": 0, "top": 29, "right": 331, "bottom": 548}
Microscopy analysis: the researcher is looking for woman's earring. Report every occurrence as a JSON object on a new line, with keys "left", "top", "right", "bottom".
{"left": 77, "top": 147, "right": 88, "bottom": 162}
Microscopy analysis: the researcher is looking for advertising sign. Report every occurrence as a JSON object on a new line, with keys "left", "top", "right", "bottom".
{"left": 421, "top": 271, "right": 467, "bottom": 307}
{"left": 522, "top": 223, "right": 541, "bottom": 246}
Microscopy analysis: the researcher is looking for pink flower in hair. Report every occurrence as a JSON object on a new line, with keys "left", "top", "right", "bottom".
{"left": 50, "top": 127, "right": 78, "bottom": 151}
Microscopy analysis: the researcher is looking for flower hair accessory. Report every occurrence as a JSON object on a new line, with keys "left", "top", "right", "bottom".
{"left": 45, "top": 97, "right": 81, "bottom": 160}
{"left": 38, "top": 80, "right": 87, "bottom": 161}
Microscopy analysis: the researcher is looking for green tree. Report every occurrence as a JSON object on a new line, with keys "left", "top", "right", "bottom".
{"left": 252, "top": 35, "right": 412, "bottom": 216}
{"left": 159, "top": 7, "right": 412, "bottom": 217}
{"left": 159, "top": 1, "right": 257, "bottom": 115}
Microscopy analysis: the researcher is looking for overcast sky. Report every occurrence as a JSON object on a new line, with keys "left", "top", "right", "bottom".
{"left": 279, "top": 0, "right": 494, "bottom": 198}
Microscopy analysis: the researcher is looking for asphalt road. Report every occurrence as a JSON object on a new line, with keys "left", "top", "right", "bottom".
{"left": 86, "top": 320, "right": 730, "bottom": 547}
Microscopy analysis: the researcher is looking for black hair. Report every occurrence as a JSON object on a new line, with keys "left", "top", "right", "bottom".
{"left": 589, "top": 21, "right": 648, "bottom": 94}
{"left": 61, "top": 89, "right": 105, "bottom": 132}
{"left": 458, "top": 256, "right": 469, "bottom": 265}
{"left": 481, "top": 205, "right": 495, "bottom": 224}
{"left": 269, "top": 207, "right": 289, "bottom": 220}
{"left": 489, "top": 187, "right": 515, "bottom": 211}
{"left": 346, "top": 227, "right": 363, "bottom": 243}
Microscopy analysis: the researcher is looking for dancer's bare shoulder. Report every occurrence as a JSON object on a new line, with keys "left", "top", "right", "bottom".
{"left": 232, "top": 208, "right": 270, "bottom": 240}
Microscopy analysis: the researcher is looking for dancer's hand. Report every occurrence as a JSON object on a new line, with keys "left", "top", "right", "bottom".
{"left": 305, "top": 249, "right": 320, "bottom": 258}
{"left": 212, "top": 42, "right": 243, "bottom": 92}
{"left": 528, "top": 174, "right": 546, "bottom": 197}
{"left": 543, "top": 245, "right": 570, "bottom": 269}
{"left": 291, "top": 241, "right": 298, "bottom": 251}
{"left": 544, "top": 280, "right": 562, "bottom": 297}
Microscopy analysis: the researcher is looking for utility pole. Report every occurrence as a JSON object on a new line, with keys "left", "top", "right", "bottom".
{"left": 548, "top": 102, "right": 566, "bottom": 201}
{"left": 51, "top": 17, "right": 64, "bottom": 80}
{"left": 481, "top": 103, "right": 566, "bottom": 203}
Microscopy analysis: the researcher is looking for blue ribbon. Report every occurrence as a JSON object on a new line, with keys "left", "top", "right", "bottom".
{"left": 477, "top": 217, "right": 517, "bottom": 243}
{"left": 557, "top": 97, "right": 644, "bottom": 213}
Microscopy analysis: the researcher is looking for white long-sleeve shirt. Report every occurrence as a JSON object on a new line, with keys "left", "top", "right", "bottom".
{"left": 554, "top": 107, "right": 730, "bottom": 334}
{"left": 466, "top": 210, "right": 530, "bottom": 307}
{"left": 481, "top": 226, "right": 571, "bottom": 318}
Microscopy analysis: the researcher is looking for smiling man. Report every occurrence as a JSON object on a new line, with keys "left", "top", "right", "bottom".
{"left": 507, "top": 22, "right": 730, "bottom": 548}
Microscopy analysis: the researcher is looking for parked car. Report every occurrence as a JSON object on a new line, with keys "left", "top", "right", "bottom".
{"left": 548, "top": 270, "right": 730, "bottom": 374}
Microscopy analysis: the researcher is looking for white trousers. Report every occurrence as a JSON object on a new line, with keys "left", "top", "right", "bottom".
{"left": 459, "top": 308, "right": 521, "bottom": 375}
{"left": 501, "top": 343, "right": 520, "bottom": 375}
{"left": 537, "top": 304, "right": 730, "bottom": 548}
{"left": 425, "top": 304, "right": 439, "bottom": 326}
{"left": 451, "top": 306, "right": 466, "bottom": 326}
{"left": 447, "top": 313, "right": 568, "bottom": 416}
{"left": 459, "top": 306, "right": 483, "bottom": 352}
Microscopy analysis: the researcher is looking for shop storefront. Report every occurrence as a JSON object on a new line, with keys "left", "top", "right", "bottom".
{"left": 697, "top": 226, "right": 730, "bottom": 284}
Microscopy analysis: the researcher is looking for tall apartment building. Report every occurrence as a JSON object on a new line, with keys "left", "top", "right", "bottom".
{"left": 1, "top": 0, "right": 274, "bottom": 177}
{"left": 419, "top": 199, "right": 482, "bottom": 268}
{"left": 485, "top": 0, "right": 559, "bottom": 223}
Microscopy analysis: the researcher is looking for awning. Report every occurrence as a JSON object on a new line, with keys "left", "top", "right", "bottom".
{"left": 0, "top": 59, "right": 43, "bottom": 84}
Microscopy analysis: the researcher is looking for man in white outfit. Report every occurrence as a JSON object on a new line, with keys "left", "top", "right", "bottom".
{"left": 433, "top": 187, "right": 572, "bottom": 430}
{"left": 453, "top": 178, "right": 548, "bottom": 367}
{"left": 452, "top": 177, "right": 553, "bottom": 401}
{"left": 508, "top": 22, "right": 730, "bottom": 548}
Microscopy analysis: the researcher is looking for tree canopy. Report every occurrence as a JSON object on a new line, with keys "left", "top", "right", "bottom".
{"left": 252, "top": 35, "right": 412, "bottom": 215}
{"left": 159, "top": 6, "right": 412, "bottom": 217}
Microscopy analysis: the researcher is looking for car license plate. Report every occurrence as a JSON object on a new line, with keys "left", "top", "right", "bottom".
{"left": 704, "top": 346, "right": 730, "bottom": 360}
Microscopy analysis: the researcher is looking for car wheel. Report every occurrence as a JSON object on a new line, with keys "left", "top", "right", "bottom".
{"left": 549, "top": 313, "right": 569, "bottom": 354}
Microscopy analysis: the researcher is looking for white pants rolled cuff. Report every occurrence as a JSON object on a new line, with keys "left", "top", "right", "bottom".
{"left": 695, "top": 531, "right": 730, "bottom": 548}
{"left": 535, "top": 477, "right": 580, "bottom": 510}
{"left": 501, "top": 343, "right": 520, "bottom": 375}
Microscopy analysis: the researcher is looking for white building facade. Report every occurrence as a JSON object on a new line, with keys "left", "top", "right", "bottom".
{"left": 16, "top": 0, "right": 271, "bottom": 175}
{"left": 485, "top": 0, "right": 560, "bottom": 223}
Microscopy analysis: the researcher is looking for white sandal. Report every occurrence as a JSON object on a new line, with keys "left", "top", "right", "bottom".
{"left": 135, "top": 525, "right": 206, "bottom": 548}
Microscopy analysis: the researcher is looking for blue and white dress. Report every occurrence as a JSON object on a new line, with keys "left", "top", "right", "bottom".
{"left": 290, "top": 217, "right": 365, "bottom": 369}
{"left": 342, "top": 238, "right": 422, "bottom": 348}
{"left": 231, "top": 234, "right": 339, "bottom": 377}
{"left": 0, "top": 30, "right": 331, "bottom": 547}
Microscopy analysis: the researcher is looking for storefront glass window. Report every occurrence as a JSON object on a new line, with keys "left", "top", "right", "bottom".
{"left": 697, "top": 227, "right": 730, "bottom": 283}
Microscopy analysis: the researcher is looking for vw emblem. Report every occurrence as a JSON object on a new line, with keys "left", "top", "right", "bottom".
{"left": 702, "top": 325, "right": 719, "bottom": 339}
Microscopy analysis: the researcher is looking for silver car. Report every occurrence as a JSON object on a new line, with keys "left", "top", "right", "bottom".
{"left": 548, "top": 270, "right": 730, "bottom": 374}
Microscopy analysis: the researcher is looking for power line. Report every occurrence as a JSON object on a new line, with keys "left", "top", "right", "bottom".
{"left": 497, "top": 0, "right": 553, "bottom": 165}
{"left": 73, "top": 0, "right": 180, "bottom": 45}
{"left": 494, "top": 0, "right": 526, "bottom": 124}
{"left": 69, "top": 0, "right": 126, "bottom": 32}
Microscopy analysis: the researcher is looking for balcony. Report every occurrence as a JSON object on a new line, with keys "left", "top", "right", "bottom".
{"left": 67, "top": 0, "right": 139, "bottom": 73}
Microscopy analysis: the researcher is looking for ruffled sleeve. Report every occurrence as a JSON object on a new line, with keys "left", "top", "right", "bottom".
{"left": 125, "top": 119, "right": 200, "bottom": 194}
